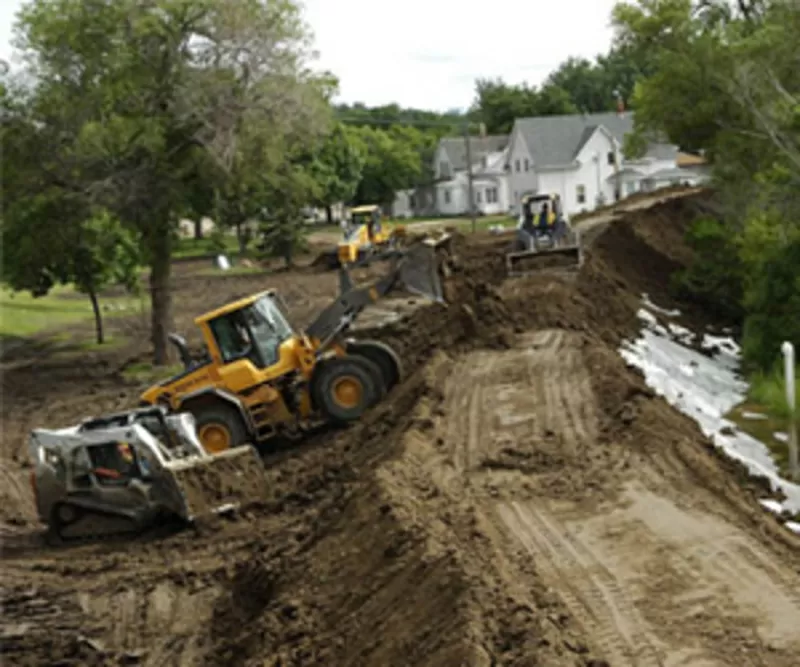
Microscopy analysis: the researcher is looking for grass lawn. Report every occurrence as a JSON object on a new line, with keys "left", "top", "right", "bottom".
{"left": 0, "top": 285, "right": 144, "bottom": 338}
{"left": 726, "top": 369, "right": 799, "bottom": 480}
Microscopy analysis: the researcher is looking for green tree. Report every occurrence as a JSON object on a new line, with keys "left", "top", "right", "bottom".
{"left": 11, "top": 0, "right": 330, "bottom": 364}
{"left": 2, "top": 195, "right": 140, "bottom": 344}
{"left": 351, "top": 126, "right": 423, "bottom": 206}
{"left": 309, "top": 123, "right": 366, "bottom": 223}
{"left": 472, "top": 78, "right": 577, "bottom": 134}
{"left": 616, "top": 0, "right": 800, "bottom": 370}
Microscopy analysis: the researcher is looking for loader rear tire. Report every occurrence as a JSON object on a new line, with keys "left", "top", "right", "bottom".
{"left": 191, "top": 403, "right": 248, "bottom": 454}
{"left": 311, "top": 356, "right": 383, "bottom": 424}
{"left": 345, "top": 339, "right": 402, "bottom": 392}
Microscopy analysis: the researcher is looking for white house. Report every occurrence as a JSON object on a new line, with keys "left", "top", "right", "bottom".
{"left": 425, "top": 134, "right": 511, "bottom": 217}
{"left": 506, "top": 111, "right": 708, "bottom": 217}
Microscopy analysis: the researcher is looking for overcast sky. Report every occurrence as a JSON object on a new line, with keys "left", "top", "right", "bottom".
{"left": 0, "top": 0, "right": 619, "bottom": 111}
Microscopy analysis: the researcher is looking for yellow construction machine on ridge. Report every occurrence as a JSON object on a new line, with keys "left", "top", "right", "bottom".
{"left": 505, "top": 193, "right": 583, "bottom": 276}
{"left": 28, "top": 238, "right": 451, "bottom": 542}
{"left": 139, "top": 238, "right": 450, "bottom": 454}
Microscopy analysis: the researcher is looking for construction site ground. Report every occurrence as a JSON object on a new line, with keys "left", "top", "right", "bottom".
{"left": 2, "top": 188, "right": 799, "bottom": 666}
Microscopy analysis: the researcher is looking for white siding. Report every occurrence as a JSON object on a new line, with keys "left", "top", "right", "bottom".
{"left": 434, "top": 144, "right": 453, "bottom": 181}
{"left": 472, "top": 178, "right": 507, "bottom": 215}
{"left": 506, "top": 125, "right": 538, "bottom": 214}
{"left": 574, "top": 127, "right": 620, "bottom": 207}
{"left": 436, "top": 182, "right": 467, "bottom": 216}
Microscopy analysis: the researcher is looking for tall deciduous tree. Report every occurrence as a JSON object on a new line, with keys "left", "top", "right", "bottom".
{"left": 309, "top": 123, "right": 366, "bottom": 223}
{"left": 11, "top": 0, "right": 331, "bottom": 364}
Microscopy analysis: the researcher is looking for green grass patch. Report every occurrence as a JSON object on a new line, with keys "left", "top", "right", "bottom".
{"left": 726, "top": 368, "right": 798, "bottom": 479}
{"left": 122, "top": 361, "right": 184, "bottom": 382}
{"left": 0, "top": 286, "right": 142, "bottom": 338}
{"left": 174, "top": 235, "right": 241, "bottom": 259}
{"left": 748, "top": 368, "right": 798, "bottom": 418}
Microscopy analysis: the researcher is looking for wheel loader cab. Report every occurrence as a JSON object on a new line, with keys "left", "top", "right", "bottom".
{"left": 337, "top": 205, "right": 388, "bottom": 265}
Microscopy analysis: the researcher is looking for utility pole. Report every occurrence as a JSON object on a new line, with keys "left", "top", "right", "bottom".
{"left": 463, "top": 123, "right": 476, "bottom": 234}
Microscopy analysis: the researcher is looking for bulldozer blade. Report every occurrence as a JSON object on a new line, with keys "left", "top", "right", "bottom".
{"left": 506, "top": 243, "right": 582, "bottom": 277}
{"left": 162, "top": 445, "right": 267, "bottom": 521}
{"left": 399, "top": 239, "right": 448, "bottom": 302}
{"left": 506, "top": 228, "right": 582, "bottom": 277}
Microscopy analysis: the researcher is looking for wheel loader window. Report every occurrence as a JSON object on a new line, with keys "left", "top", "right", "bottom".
{"left": 209, "top": 312, "right": 257, "bottom": 365}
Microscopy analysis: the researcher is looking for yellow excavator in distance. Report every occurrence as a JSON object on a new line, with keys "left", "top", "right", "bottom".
{"left": 313, "top": 204, "right": 409, "bottom": 270}
{"left": 139, "top": 241, "right": 449, "bottom": 453}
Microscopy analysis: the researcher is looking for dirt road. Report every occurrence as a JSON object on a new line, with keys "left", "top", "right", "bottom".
{"left": 428, "top": 330, "right": 800, "bottom": 665}
{"left": 2, "top": 188, "right": 799, "bottom": 666}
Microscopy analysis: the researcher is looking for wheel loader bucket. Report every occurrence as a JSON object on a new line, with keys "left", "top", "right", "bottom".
{"left": 506, "top": 229, "right": 583, "bottom": 277}
{"left": 398, "top": 235, "right": 451, "bottom": 302}
{"left": 160, "top": 445, "right": 268, "bottom": 521}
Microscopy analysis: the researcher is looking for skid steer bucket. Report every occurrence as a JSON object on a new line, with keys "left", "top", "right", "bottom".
{"left": 160, "top": 444, "right": 268, "bottom": 521}
{"left": 506, "top": 228, "right": 583, "bottom": 277}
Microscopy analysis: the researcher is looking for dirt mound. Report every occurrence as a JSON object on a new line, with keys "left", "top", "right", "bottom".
{"left": 3, "top": 191, "right": 800, "bottom": 666}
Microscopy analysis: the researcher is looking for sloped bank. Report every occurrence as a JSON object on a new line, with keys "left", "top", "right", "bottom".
{"left": 207, "top": 194, "right": 800, "bottom": 665}
{"left": 5, "top": 197, "right": 800, "bottom": 666}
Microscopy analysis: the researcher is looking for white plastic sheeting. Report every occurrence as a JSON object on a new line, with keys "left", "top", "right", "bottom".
{"left": 620, "top": 296, "right": 800, "bottom": 534}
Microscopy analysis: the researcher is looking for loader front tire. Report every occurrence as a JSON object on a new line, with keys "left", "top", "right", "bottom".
{"left": 312, "top": 357, "right": 383, "bottom": 424}
{"left": 191, "top": 403, "right": 249, "bottom": 454}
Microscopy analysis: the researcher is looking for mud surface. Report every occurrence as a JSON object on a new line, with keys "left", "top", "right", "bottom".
{"left": 2, "top": 190, "right": 800, "bottom": 666}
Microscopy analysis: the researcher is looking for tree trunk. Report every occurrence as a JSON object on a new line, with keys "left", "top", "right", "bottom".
{"left": 88, "top": 288, "right": 104, "bottom": 345}
{"left": 149, "top": 231, "right": 174, "bottom": 366}
{"left": 236, "top": 221, "right": 248, "bottom": 256}
{"left": 325, "top": 205, "right": 333, "bottom": 225}
{"left": 194, "top": 218, "right": 203, "bottom": 239}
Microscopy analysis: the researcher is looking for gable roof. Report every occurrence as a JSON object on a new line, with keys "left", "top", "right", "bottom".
{"left": 439, "top": 134, "right": 509, "bottom": 171}
{"left": 513, "top": 111, "right": 677, "bottom": 167}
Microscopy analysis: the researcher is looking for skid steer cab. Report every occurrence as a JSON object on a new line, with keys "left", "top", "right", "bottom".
{"left": 140, "top": 242, "right": 449, "bottom": 454}
{"left": 506, "top": 192, "right": 582, "bottom": 276}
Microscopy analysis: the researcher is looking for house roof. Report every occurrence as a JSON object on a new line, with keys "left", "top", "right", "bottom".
{"left": 513, "top": 111, "right": 677, "bottom": 167}
{"left": 439, "top": 134, "right": 509, "bottom": 171}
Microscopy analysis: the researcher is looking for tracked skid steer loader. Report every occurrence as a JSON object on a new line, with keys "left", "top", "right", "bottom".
{"left": 28, "top": 406, "right": 266, "bottom": 541}
{"left": 506, "top": 193, "right": 583, "bottom": 277}
{"left": 139, "top": 236, "right": 452, "bottom": 455}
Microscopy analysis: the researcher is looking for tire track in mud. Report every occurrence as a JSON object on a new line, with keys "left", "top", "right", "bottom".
{"left": 433, "top": 326, "right": 800, "bottom": 665}
{"left": 496, "top": 501, "right": 663, "bottom": 667}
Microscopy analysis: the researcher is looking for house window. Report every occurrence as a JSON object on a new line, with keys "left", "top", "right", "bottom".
{"left": 439, "top": 161, "right": 450, "bottom": 178}
{"left": 444, "top": 189, "right": 451, "bottom": 204}
{"left": 476, "top": 190, "right": 482, "bottom": 203}
{"left": 515, "top": 159, "right": 520, "bottom": 172}
{"left": 607, "top": 152, "right": 615, "bottom": 165}
{"left": 576, "top": 185, "right": 586, "bottom": 204}
{"left": 486, "top": 188, "right": 498, "bottom": 203}
{"left": 410, "top": 194, "right": 417, "bottom": 208}
{"left": 625, "top": 182, "right": 637, "bottom": 196}
{"left": 524, "top": 159, "right": 529, "bottom": 171}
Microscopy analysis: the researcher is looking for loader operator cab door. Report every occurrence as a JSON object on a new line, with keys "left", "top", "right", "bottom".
{"left": 209, "top": 296, "right": 294, "bottom": 370}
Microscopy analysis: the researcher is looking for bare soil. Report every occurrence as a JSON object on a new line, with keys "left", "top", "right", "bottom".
{"left": 2, "top": 190, "right": 799, "bottom": 666}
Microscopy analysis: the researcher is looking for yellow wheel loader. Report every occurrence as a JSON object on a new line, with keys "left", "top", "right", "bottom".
{"left": 140, "top": 240, "right": 449, "bottom": 454}
{"left": 313, "top": 204, "right": 410, "bottom": 270}
{"left": 28, "top": 405, "right": 267, "bottom": 542}
{"left": 506, "top": 193, "right": 583, "bottom": 276}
